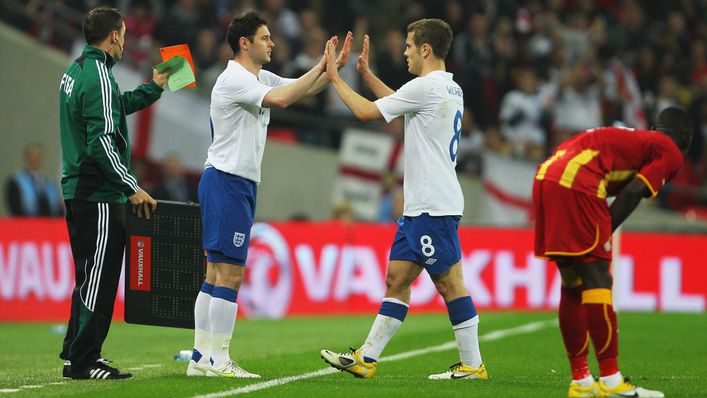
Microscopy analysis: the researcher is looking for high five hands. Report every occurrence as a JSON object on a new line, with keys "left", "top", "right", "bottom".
{"left": 325, "top": 33, "right": 371, "bottom": 81}
{"left": 355, "top": 34, "right": 371, "bottom": 76}
{"left": 320, "top": 31, "right": 353, "bottom": 76}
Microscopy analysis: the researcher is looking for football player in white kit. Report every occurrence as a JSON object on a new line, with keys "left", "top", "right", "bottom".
{"left": 186, "top": 11, "right": 352, "bottom": 378}
{"left": 320, "top": 19, "right": 487, "bottom": 381}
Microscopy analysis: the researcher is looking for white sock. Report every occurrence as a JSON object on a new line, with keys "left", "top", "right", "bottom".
{"left": 360, "top": 314, "right": 403, "bottom": 361}
{"left": 574, "top": 374, "right": 596, "bottom": 387}
{"left": 600, "top": 371, "right": 623, "bottom": 388}
{"left": 192, "top": 290, "right": 212, "bottom": 364}
{"left": 209, "top": 298, "right": 238, "bottom": 368}
{"left": 453, "top": 315, "right": 482, "bottom": 367}
{"left": 359, "top": 298, "right": 409, "bottom": 361}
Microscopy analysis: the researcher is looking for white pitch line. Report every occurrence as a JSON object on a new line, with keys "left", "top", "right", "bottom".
{"left": 126, "top": 364, "right": 164, "bottom": 371}
{"left": 0, "top": 363, "right": 163, "bottom": 394}
{"left": 192, "top": 318, "right": 557, "bottom": 398}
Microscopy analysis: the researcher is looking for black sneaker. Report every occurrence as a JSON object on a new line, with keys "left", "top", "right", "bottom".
{"left": 63, "top": 357, "right": 113, "bottom": 378}
{"left": 65, "top": 363, "right": 133, "bottom": 380}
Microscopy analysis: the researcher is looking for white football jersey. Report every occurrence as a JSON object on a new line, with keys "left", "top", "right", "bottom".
{"left": 205, "top": 60, "right": 294, "bottom": 183}
{"left": 375, "top": 71, "right": 465, "bottom": 216}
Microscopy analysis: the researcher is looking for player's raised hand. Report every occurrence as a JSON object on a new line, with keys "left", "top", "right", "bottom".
{"left": 356, "top": 34, "right": 371, "bottom": 75}
{"left": 129, "top": 189, "right": 157, "bottom": 219}
{"left": 336, "top": 31, "right": 353, "bottom": 70}
{"left": 317, "top": 37, "right": 335, "bottom": 72}
{"left": 325, "top": 40, "right": 339, "bottom": 80}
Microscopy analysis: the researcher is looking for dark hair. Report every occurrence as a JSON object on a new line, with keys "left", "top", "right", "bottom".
{"left": 226, "top": 11, "right": 268, "bottom": 55}
{"left": 654, "top": 107, "right": 693, "bottom": 151}
{"left": 83, "top": 7, "right": 124, "bottom": 46}
{"left": 406, "top": 18, "right": 453, "bottom": 59}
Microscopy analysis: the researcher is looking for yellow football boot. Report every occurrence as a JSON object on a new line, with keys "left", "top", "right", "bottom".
{"left": 320, "top": 347, "right": 377, "bottom": 379}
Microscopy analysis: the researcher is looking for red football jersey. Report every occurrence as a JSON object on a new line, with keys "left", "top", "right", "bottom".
{"left": 536, "top": 127, "right": 684, "bottom": 198}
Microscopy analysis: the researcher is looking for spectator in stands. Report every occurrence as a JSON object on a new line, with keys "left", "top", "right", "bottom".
{"left": 298, "top": 8, "right": 320, "bottom": 34}
{"left": 193, "top": 28, "right": 219, "bottom": 73}
{"left": 499, "top": 68, "right": 552, "bottom": 161}
{"left": 287, "top": 28, "right": 328, "bottom": 111}
{"left": 200, "top": 41, "right": 233, "bottom": 96}
{"left": 607, "top": 0, "right": 647, "bottom": 59}
{"left": 527, "top": 10, "right": 558, "bottom": 63}
{"left": 378, "top": 173, "right": 402, "bottom": 222}
{"left": 156, "top": 0, "right": 199, "bottom": 48}
{"left": 654, "top": 76, "right": 682, "bottom": 115}
{"left": 262, "top": 0, "right": 301, "bottom": 46}
{"left": 326, "top": 16, "right": 366, "bottom": 117}
{"left": 123, "top": 0, "right": 156, "bottom": 73}
{"left": 374, "top": 29, "right": 408, "bottom": 91}
{"left": 443, "top": 0, "right": 465, "bottom": 35}
{"left": 286, "top": 28, "right": 331, "bottom": 144}
{"left": 689, "top": 40, "right": 707, "bottom": 86}
{"left": 453, "top": 13, "right": 493, "bottom": 127}
{"left": 597, "top": 44, "right": 648, "bottom": 129}
{"left": 131, "top": 158, "right": 156, "bottom": 193}
{"left": 331, "top": 201, "right": 355, "bottom": 224}
{"left": 456, "top": 108, "right": 486, "bottom": 176}
{"left": 551, "top": 64, "right": 602, "bottom": 147}
{"left": 152, "top": 152, "right": 198, "bottom": 203}
{"left": 484, "top": 125, "right": 512, "bottom": 157}
{"left": 634, "top": 46, "right": 658, "bottom": 99}
{"left": 4, "top": 143, "right": 63, "bottom": 217}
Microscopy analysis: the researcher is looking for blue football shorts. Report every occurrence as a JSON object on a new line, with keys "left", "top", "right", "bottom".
{"left": 389, "top": 213, "right": 462, "bottom": 276}
{"left": 198, "top": 167, "right": 257, "bottom": 266}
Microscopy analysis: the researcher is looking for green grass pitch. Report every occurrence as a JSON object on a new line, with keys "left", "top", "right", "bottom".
{"left": 0, "top": 312, "right": 705, "bottom": 397}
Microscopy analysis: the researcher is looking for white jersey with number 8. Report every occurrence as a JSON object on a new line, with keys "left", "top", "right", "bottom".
{"left": 374, "top": 71, "right": 465, "bottom": 217}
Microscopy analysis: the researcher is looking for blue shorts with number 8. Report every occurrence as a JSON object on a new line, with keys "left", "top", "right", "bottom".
{"left": 388, "top": 213, "right": 462, "bottom": 276}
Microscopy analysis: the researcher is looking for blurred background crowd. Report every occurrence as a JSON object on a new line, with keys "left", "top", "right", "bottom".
{"left": 2, "top": 0, "right": 707, "bottom": 219}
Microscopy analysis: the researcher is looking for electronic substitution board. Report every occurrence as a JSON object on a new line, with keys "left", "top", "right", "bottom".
{"left": 124, "top": 200, "right": 204, "bottom": 328}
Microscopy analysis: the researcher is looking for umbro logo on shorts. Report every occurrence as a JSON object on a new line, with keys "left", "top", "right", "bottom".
{"left": 425, "top": 258, "right": 437, "bottom": 265}
{"left": 233, "top": 232, "right": 246, "bottom": 247}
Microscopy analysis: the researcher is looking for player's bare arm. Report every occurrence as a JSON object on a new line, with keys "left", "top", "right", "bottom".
{"left": 609, "top": 177, "right": 651, "bottom": 232}
{"left": 304, "top": 31, "right": 353, "bottom": 96}
{"left": 325, "top": 40, "right": 383, "bottom": 121}
{"left": 262, "top": 39, "right": 331, "bottom": 108}
{"left": 356, "top": 35, "right": 395, "bottom": 98}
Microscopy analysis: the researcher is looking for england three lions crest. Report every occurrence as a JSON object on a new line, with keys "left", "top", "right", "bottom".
{"left": 233, "top": 232, "right": 246, "bottom": 247}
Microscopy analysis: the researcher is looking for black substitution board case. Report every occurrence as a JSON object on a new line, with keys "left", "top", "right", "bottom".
{"left": 124, "top": 200, "right": 205, "bottom": 328}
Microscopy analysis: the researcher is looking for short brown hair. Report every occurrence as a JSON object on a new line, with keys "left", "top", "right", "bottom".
{"left": 83, "top": 7, "right": 124, "bottom": 45}
{"left": 227, "top": 11, "right": 268, "bottom": 55}
{"left": 407, "top": 19, "right": 453, "bottom": 59}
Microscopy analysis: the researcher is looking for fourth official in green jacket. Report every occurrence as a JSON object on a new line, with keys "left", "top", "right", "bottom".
{"left": 58, "top": 6, "right": 171, "bottom": 380}
{"left": 59, "top": 45, "right": 161, "bottom": 203}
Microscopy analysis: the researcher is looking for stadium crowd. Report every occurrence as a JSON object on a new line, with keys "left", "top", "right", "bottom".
{"left": 3, "top": 0, "right": 707, "bottom": 212}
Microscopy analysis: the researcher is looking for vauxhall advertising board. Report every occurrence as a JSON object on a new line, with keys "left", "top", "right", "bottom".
{"left": 0, "top": 219, "right": 704, "bottom": 322}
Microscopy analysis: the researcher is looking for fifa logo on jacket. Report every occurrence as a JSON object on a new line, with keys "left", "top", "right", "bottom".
{"left": 60, "top": 74, "right": 75, "bottom": 97}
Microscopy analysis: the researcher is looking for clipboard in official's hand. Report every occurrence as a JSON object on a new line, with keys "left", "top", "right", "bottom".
{"left": 158, "top": 44, "right": 197, "bottom": 91}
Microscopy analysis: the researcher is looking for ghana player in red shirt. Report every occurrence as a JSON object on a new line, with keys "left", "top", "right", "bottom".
{"left": 533, "top": 107, "right": 693, "bottom": 398}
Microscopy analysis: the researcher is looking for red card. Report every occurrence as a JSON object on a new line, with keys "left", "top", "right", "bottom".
{"left": 160, "top": 44, "right": 197, "bottom": 88}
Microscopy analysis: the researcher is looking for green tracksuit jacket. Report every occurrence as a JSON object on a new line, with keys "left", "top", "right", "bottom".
{"left": 59, "top": 45, "right": 163, "bottom": 203}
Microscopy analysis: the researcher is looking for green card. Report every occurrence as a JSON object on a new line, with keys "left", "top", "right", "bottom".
{"left": 153, "top": 56, "right": 196, "bottom": 92}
